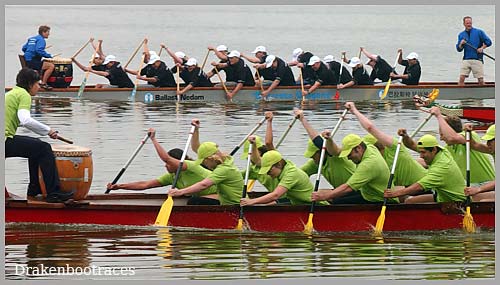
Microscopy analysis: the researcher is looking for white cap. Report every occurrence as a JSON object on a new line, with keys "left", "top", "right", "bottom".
{"left": 252, "top": 45, "right": 267, "bottom": 54}
{"left": 348, "top": 57, "right": 361, "bottom": 67}
{"left": 265, "top": 55, "right": 276, "bottom": 68}
{"left": 149, "top": 51, "right": 157, "bottom": 56}
{"left": 406, "top": 52, "right": 419, "bottom": 60}
{"left": 186, "top": 58, "right": 197, "bottom": 66}
{"left": 103, "top": 55, "right": 116, "bottom": 65}
{"left": 292, "top": 48, "right": 303, "bottom": 61}
{"left": 175, "top": 51, "right": 186, "bottom": 59}
{"left": 216, "top": 45, "right": 228, "bottom": 52}
{"left": 227, "top": 50, "right": 241, "bottom": 58}
{"left": 147, "top": 54, "right": 161, "bottom": 65}
{"left": 308, "top": 55, "right": 321, "bottom": 65}
{"left": 323, "top": 55, "right": 334, "bottom": 63}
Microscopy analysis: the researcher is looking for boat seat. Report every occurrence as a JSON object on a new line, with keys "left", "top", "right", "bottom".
{"left": 18, "top": 54, "right": 27, "bottom": 68}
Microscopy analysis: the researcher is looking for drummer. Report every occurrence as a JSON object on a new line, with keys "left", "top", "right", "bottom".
{"left": 21, "top": 25, "right": 54, "bottom": 90}
{"left": 4, "top": 68, "right": 74, "bottom": 203}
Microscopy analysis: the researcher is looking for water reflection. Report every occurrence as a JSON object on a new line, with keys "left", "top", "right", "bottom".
{"left": 4, "top": 224, "right": 495, "bottom": 280}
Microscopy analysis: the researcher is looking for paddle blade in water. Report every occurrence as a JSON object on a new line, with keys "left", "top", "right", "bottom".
{"left": 303, "top": 213, "right": 314, "bottom": 235}
{"left": 462, "top": 206, "right": 476, "bottom": 233}
{"left": 155, "top": 195, "right": 174, "bottom": 226}
{"left": 235, "top": 218, "right": 243, "bottom": 231}
{"left": 380, "top": 78, "right": 392, "bottom": 100}
{"left": 373, "top": 205, "right": 386, "bottom": 237}
{"left": 77, "top": 77, "right": 87, "bottom": 98}
{"left": 334, "top": 89, "right": 340, "bottom": 100}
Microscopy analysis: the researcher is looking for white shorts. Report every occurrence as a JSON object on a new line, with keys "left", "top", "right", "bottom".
{"left": 460, "top": 60, "right": 484, "bottom": 79}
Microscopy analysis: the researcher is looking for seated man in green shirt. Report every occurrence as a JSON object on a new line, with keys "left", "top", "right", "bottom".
{"left": 293, "top": 109, "right": 356, "bottom": 188}
{"left": 312, "top": 134, "right": 398, "bottom": 204}
{"left": 169, "top": 119, "right": 243, "bottom": 205}
{"left": 346, "top": 102, "right": 427, "bottom": 188}
{"left": 240, "top": 150, "right": 328, "bottom": 206}
{"left": 106, "top": 128, "right": 219, "bottom": 205}
{"left": 431, "top": 106, "right": 495, "bottom": 184}
{"left": 384, "top": 134, "right": 466, "bottom": 203}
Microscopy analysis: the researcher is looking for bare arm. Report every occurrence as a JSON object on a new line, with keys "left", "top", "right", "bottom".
{"left": 149, "top": 128, "right": 187, "bottom": 171}
{"left": 241, "top": 53, "right": 260, "bottom": 63}
{"left": 321, "top": 130, "right": 342, "bottom": 156}
{"left": 360, "top": 47, "right": 378, "bottom": 61}
{"left": 294, "top": 109, "right": 319, "bottom": 140}
{"left": 107, "top": 179, "right": 162, "bottom": 191}
{"left": 170, "top": 178, "right": 214, "bottom": 196}
{"left": 384, "top": 182, "right": 424, "bottom": 198}
{"left": 264, "top": 111, "right": 275, "bottom": 150}
{"left": 191, "top": 119, "right": 201, "bottom": 153}
{"left": 398, "top": 128, "right": 418, "bottom": 152}
{"left": 71, "top": 57, "right": 90, "bottom": 72}
{"left": 312, "top": 183, "right": 353, "bottom": 201}
{"left": 431, "top": 107, "right": 465, "bottom": 145}
{"left": 163, "top": 45, "right": 183, "bottom": 65}
{"left": 346, "top": 101, "right": 394, "bottom": 146}
{"left": 241, "top": 185, "right": 287, "bottom": 206}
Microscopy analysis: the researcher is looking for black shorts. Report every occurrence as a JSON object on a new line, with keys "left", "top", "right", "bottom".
{"left": 26, "top": 59, "right": 43, "bottom": 72}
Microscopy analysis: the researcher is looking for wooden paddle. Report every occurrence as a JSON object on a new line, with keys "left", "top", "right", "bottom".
{"left": 304, "top": 108, "right": 349, "bottom": 234}
{"left": 213, "top": 66, "right": 230, "bottom": 100}
{"left": 199, "top": 49, "right": 211, "bottom": 76}
{"left": 299, "top": 67, "right": 305, "bottom": 103}
{"left": 373, "top": 135, "right": 403, "bottom": 237}
{"left": 463, "top": 130, "right": 476, "bottom": 233}
{"left": 77, "top": 50, "right": 97, "bottom": 98}
{"left": 176, "top": 65, "right": 181, "bottom": 102}
{"left": 380, "top": 51, "right": 402, "bottom": 100}
{"left": 334, "top": 53, "right": 344, "bottom": 100}
{"left": 105, "top": 132, "right": 151, "bottom": 194}
{"left": 71, "top": 39, "right": 91, "bottom": 58}
{"left": 124, "top": 39, "right": 146, "bottom": 69}
{"left": 155, "top": 125, "right": 196, "bottom": 226}
{"left": 130, "top": 53, "right": 146, "bottom": 100}
{"left": 464, "top": 41, "right": 495, "bottom": 61}
{"left": 275, "top": 115, "right": 299, "bottom": 148}
{"left": 255, "top": 68, "right": 265, "bottom": 96}
{"left": 229, "top": 117, "right": 267, "bottom": 156}
{"left": 236, "top": 142, "right": 253, "bottom": 230}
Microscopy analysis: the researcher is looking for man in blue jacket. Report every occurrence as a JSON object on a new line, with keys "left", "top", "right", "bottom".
{"left": 22, "top": 25, "right": 55, "bottom": 90}
{"left": 456, "top": 16, "right": 492, "bottom": 86}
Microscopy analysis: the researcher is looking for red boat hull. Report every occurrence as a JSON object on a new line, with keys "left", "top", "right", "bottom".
{"left": 5, "top": 194, "right": 495, "bottom": 232}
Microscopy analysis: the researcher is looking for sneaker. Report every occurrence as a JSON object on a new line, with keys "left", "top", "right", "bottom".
{"left": 40, "top": 83, "right": 53, "bottom": 90}
{"left": 46, "top": 190, "right": 75, "bottom": 203}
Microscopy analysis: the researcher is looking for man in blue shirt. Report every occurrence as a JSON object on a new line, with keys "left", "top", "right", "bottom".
{"left": 21, "top": 25, "right": 55, "bottom": 90}
{"left": 456, "top": 16, "right": 492, "bottom": 86}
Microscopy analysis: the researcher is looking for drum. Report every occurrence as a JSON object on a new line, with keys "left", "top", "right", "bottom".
{"left": 39, "top": 145, "right": 93, "bottom": 200}
{"left": 44, "top": 57, "right": 73, "bottom": 88}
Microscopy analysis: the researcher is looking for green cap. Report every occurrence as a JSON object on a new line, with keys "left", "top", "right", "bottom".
{"left": 303, "top": 139, "right": 320, "bottom": 158}
{"left": 194, "top": 141, "right": 218, "bottom": 165}
{"left": 417, "top": 134, "right": 443, "bottom": 149}
{"left": 482, "top": 124, "right": 495, "bottom": 141}
{"left": 363, "top": 134, "right": 378, "bottom": 145}
{"left": 339, "top": 134, "right": 362, "bottom": 158}
{"left": 258, "top": 150, "right": 282, "bottom": 175}
{"left": 241, "top": 136, "right": 264, "bottom": 160}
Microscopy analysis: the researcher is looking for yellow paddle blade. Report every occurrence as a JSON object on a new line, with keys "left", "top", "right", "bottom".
{"left": 235, "top": 218, "right": 244, "bottom": 231}
{"left": 303, "top": 213, "right": 314, "bottom": 235}
{"left": 373, "top": 205, "right": 386, "bottom": 237}
{"left": 462, "top": 206, "right": 476, "bottom": 233}
{"left": 155, "top": 195, "right": 174, "bottom": 226}
{"left": 247, "top": 180, "right": 256, "bottom": 192}
{"left": 380, "top": 78, "right": 392, "bottom": 100}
